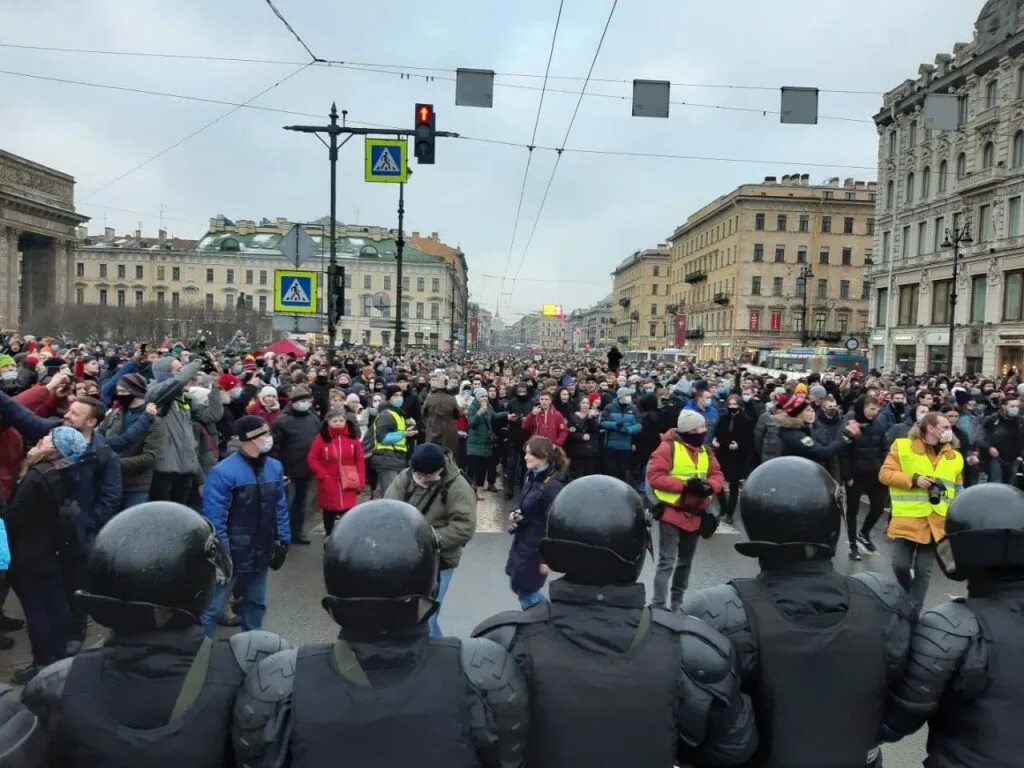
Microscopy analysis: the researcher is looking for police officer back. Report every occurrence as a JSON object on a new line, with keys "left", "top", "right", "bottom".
{"left": 233, "top": 499, "right": 528, "bottom": 768}
{"left": 0, "top": 685, "right": 44, "bottom": 767}
{"left": 882, "top": 483, "right": 1024, "bottom": 767}
{"left": 22, "top": 502, "right": 289, "bottom": 767}
{"left": 685, "top": 457, "right": 912, "bottom": 768}
{"left": 474, "top": 475, "right": 757, "bottom": 768}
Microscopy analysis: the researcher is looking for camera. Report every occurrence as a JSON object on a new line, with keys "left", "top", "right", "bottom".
{"left": 507, "top": 510, "right": 524, "bottom": 535}
{"left": 927, "top": 479, "right": 948, "bottom": 505}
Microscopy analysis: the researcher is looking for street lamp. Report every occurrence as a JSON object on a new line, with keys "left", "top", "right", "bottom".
{"left": 797, "top": 265, "right": 814, "bottom": 346}
{"left": 941, "top": 222, "right": 973, "bottom": 374}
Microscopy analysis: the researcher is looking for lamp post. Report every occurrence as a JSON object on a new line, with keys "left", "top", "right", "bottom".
{"left": 941, "top": 222, "right": 973, "bottom": 375}
{"left": 798, "top": 265, "right": 814, "bottom": 346}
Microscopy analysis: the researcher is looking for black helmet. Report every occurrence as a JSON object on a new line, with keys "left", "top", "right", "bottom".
{"left": 0, "top": 685, "right": 44, "bottom": 768}
{"left": 76, "top": 502, "right": 231, "bottom": 633}
{"left": 322, "top": 500, "right": 439, "bottom": 631}
{"left": 937, "top": 484, "right": 1024, "bottom": 581}
{"left": 540, "top": 476, "right": 647, "bottom": 585}
{"left": 737, "top": 457, "right": 841, "bottom": 560}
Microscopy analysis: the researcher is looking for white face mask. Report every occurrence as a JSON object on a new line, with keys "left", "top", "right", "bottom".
{"left": 259, "top": 436, "right": 274, "bottom": 454}
{"left": 939, "top": 429, "right": 954, "bottom": 443}
{"left": 293, "top": 400, "right": 312, "bottom": 412}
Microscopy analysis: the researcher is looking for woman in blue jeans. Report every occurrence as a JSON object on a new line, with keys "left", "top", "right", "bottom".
{"left": 506, "top": 436, "right": 567, "bottom": 609}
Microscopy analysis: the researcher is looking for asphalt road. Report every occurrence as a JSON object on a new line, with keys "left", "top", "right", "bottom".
{"left": 260, "top": 490, "right": 962, "bottom": 768}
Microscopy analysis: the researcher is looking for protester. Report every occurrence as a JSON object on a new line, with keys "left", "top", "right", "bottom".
{"left": 841, "top": 394, "right": 890, "bottom": 560}
{"left": 712, "top": 393, "right": 753, "bottom": 525}
{"left": 247, "top": 385, "right": 283, "bottom": 425}
{"left": 99, "top": 373, "right": 163, "bottom": 509}
{"left": 307, "top": 407, "right": 366, "bottom": 536}
{"left": 423, "top": 370, "right": 461, "bottom": 455}
{"left": 523, "top": 391, "right": 568, "bottom": 448}
{"left": 566, "top": 396, "right": 602, "bottom": 480}
{"left": 466, "top": 387, "right": 506, "bottom": 496}
{"left": 371, "top": 384, "right": 416, "bottom": 496}
{"left": 271, "top": 388, "right": 319, "bottom": 545}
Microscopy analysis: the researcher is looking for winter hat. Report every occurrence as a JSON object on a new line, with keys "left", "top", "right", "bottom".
{"left": 410, "top": 443, "right": 446, "bottom": 474}
{"left": 290, "top": 387, "right": 312, "bottom": 402}
{"left": 337, "top": 373, "right": 351, "bottom": 386}
{"left": 23, "top": 354, "right": 39, "bottom": 368}
{"left": 384, "top": 384, "right": 402, "bottom": 401}
{"left": 794, "top": 383, "right": 809, "bottom": 395}
{"left": 151, "top": 356, "right": 175, "bottom": 382}
{"left": 259, "top": 385, "right": 279, "bottom": 400}
{"left": 809, "top": 384, "right": 828, "bottom": 399}
{"left": 50, "top": 426, "right": 87, "bottom": 461}
{"left": 693, "top": 379, "right": 709, "bottom": 394}
{"left": 473, "top": 387, "right": 488, "bottom": 399}
{"left": 243, "top": 355, "right": 257, "bottom": 372}
{"left": 616, "top": 387, "right": 633, "bottom": 399}
{"left": 954, "top": 389, "right": 972, "bottom": 406}
{"left": 781, "top": 394, "right": 810, "bottom": 416}
{"left": 677, "top": 410, "right": 706, "bottom": 433}
{"left": 119, "top": 373, "right": 149, "bottom": 399}
{"left": 187, "top": 387, "right": 211, "bottom": 407}
{"left": 218, "top": 373, "right": 242, "bottom": 391}
{"left": 235, "top": 415, "right": 270, "bottom": 442}
{"left": 0, "top": 354, "right": 14, "bottom": 370}
{"left": 345, "top": 393, "right": 361, "bottom": 406}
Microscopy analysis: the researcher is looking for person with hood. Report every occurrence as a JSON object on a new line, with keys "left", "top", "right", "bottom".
{"left": 634, "top": 391, "right": 664, "bottom": 486}
{"left": 776, "top": 393, "right": 860, "bottom": 467}
{"left": 599, "top": 387, "right": 642, "bottom": 483}
{"left": 307, "top": 407, "right": 366, "bottom": 536}
{"left": 554, "top": 387, "right": 574, "bottom": 419}
{"left": 607, "top": 345, "right": 622, "bottom": 374}
{"left": 147, "top": 358, "right": 203, "bottom": 504}
{"left": 712, "top": 394, "right": 754, "bottom": 525}
{"left": 466, "top": 387, "right": 506, "bottom": 496}
{"left": 372, "top": 384, "right": 417, "bottom": 496}
{"left": 566, "top": 396, "right": 602, "bottom": 480}
{"left": 885, "top": 402, "right": 931, "bottom": 448}
{"left": 98, "top": 372, "right": 164, "bottom": 509}
{"left": 876, "top": 387, "right": 910, "bottom": 432}
{"left": 246, "top": 385, "right": 282, "bottom": 425}
{"left": 503, "top": 380, "right": 534, "bottom": 499}
{"left": 841, "top": 394, "right": 890, "bottom": 561}
{"left": 309, "top": 367, "right": 332, "bottom": 418}
{"left": 384, "top": 443, "right": 476, "bottom": 636}
{"left": 270, "top": 388, "right": 320, "bottom": 545}
{"left": 685, "top": 381, "right": 719, "bottom": 445}
{"left": 423, "top": 370, "right": 461, "bottom": 455}
{"left": 648, "top": 410, "right": 724, "bottom": 610}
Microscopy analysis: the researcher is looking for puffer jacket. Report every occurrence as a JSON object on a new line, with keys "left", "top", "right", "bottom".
{"left": 599, "top": 400, "right": 642, "bottom": 451}
{"left": 840, "top": 398, "right": 889, "bottom": 478}
{"left": 271, "top": 404, "right": 320, "bottom": 479}
{"left": 647, "top": 430, "right": 724, "bottom": 533}
{"left": 307, "top": 422, "right": 365, "bottom": 513}
{"left": 753, "top": 408, "right": 782, "bottom": 463}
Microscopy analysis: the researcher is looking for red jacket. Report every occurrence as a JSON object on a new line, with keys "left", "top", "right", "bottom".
{"left": 647, "top": 430, "right": 724, "bottom": 533}
{"left": 246, "top": 400, "right": 281, "bottom": 426}
{"left": 307, "top": 426, "right": 365, "bottom": 513}
{"left": 522, "top": 406, "right": 568, "bottom": 446}
{"left": 0, "top": 385, "right": 69, "bottom": 502}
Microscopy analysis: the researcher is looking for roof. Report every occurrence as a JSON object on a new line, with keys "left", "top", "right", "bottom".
{"left": 78, "top": 235, "right": 198, "bottom": 252}
{"left": 195, "top": 230, "right": 445, "bottom": 265}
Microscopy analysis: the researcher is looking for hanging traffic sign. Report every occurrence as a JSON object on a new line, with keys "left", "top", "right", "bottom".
{"left": 365, "top": 138, "right": 408, "bottom": 183}
{"left": 274, "top": 269, "right": 319, "bottom": 314}
{"left": 277, "top": 224, "right": 317, "bottom": 267}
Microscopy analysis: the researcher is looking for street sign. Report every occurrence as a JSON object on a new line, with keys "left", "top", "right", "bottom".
{"left": 277, "top": 224, "right": 317, "bottom": 268}
{"left": 272, "top": 315, "right": 322, "bottom": 333}
{"left": 365, "top": 138, "right": 408, "bottom": 183}
{"left": 274, "top": 269, "right": 319, "bottom": 314}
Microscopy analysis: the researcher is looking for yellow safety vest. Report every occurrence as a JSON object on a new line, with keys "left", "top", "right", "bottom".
{"left": 888, "top": 438, "right": 963, "bottom": 518}
{"left": 653, "top": 442, "right": 709, "bottom": 505}
{"left": 374, "top": 409, "right": 408, "bottom": 453}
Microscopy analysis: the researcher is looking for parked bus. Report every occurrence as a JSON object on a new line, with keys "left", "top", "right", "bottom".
{"left": 622, "top": 347, "right": 697, "bottom": 367}
{"left": 748, "top": 346, "right": 868, "bottom": 376}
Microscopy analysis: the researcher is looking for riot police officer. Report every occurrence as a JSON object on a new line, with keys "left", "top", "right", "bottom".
{"left": 882, "top": 483, "right": 1024, "bottom": 766}
{"left": 22, "top": 502, "right": 289, "bottom": 767}
{"left": 233, "top": 499, "right": 528, "bottom": 768}
{"left": 0, "top": 685, "right": 44, "bottom": 767}
{"left": 473, "top": 475, "right": 757, "bottom": 768}
{"left": 684, "top": 457, "right": 912, "bottom": 768}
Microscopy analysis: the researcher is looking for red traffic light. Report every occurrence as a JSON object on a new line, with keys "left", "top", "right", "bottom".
{"left": 416, "top": 103, "right": 434, "bottom": 124}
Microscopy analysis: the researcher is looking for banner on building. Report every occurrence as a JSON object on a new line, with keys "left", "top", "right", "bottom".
{"left": 469, "top": 316, "right": 478, "bottom": 345}
{"left": 749, "top": 311, "right": 760, "bottom": 331}
{"left": 674, "top": 314, "right": 687, "bottom": 346}
{"left": 770, "top": 311, "right": 782, "bottom": 331}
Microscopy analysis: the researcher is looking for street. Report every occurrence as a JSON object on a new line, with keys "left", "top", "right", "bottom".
{"left": 262, "top": 491, "right": 959, "bottom": 768}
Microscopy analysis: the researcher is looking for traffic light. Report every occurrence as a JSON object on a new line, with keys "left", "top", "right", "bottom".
{"left": 414, "top": 103, "right": 435, "bottom": 164}
{"left": 328, "top": 264, "right": 345, "bottom": 323}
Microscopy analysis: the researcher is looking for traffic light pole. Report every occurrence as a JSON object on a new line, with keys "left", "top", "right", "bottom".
{"left": 395, "top": 180, "right": 405, "bottom": 357}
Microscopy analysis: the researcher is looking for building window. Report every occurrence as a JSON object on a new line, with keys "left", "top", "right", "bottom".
{"left": 171, "top": 292, "right": 180, "bottom": 308}
{"left": 345, "top": 299, "right": 353, "bottom": 316}
{"left": 135, "top": 290, "right": 143, "bottom": 306}
{"left": 344, "top": 273, "right": 352, "bottom": 289}
{"left": 979, "top": 204, "right": 992, "bottom": 241}
{"left": 934, "top": 216, "right": 945, "bottom": 252}
{"left": 135, "top": 265, "right": 143, "bottom": 279}
{"left": 116, "top": 264, "right": 125, "bottom": 279}
{"left": 156, "top": 266, "right": 165, "bottom": 281}
{"left": 260, "top": 270, "right": 267, "bottom": 285}
{"left": 416, "top": 302, "right": 425, "bottom": 319}
{"left": 813, "top": 311, "right": 827, "bottom": 333}
{"left": 921, "top": 166, "right": 931, "bottom": 198}
{"left": 821, "top": 216, "right": 832, "bottom": 233}
{"left": 938, "top": 160, "right": 948, "bottom": 192}
{"left": 886, "top": 180, "right": 894, "bottom": 207}
{"left": 417, "top": 277, "right": 425, "bottom": 292}
{"left": 383, "top": 275, "right": 391, "bottom": 290}
{"left": 862, "top": 280, "right": 870, "bottom": 299}
{"left": 841, "top": 247, "right": 852, "bottom": 265}
{"left": 772, "top": 277, "right": 783, "bottom": 296}
{"left": 898, "top": 284, "right": 919, "bottom": 325}
{"left": 432, "top": 277, "right": 440, "bottom": 293}
{"left": 1009, "top": 196, "right": 1022, "bottom": 237}
{"left": 901, "top": 225, "right": 911, "bottom": 259}
{"left": 158, "top": 291, "right": 166, "bottom": 306}
{"left": 361, "top": 295, "right": 372, "bottom": 316}
{"left": 431, "top": 303, "right": 440, "bottom": 320}
{"left": 985, "top": 79, "right": 998, "bottom": 109}
{"left": 982, "top": 142, "right": 995, "bottom": 170}
{"left": 876, "top": 287, "right": 889, "bottom": 327}
{"left": 777, "top": 214, "right": 787, "bottom": 231}
{"left": 774, "top": 246, "right": 785, "bottom": 263}
{"left": 402, "top": 276, "right": 409, "bottom": 292}
{"left": 837, "top": 312, "right": 849, "bottom": 333}
{"left": 226, "top": 269, "right": 234, "bottom": 284}
{"left": 652, "top": 284, "right": 659, "bottom": 295}
{"left": 75, "top": 288, "right": 84, "bottom": 304}
{"left": 1005, "top": 271, "right": 1024, "bottom": 321}
{"left": 905, "top": 172, "right": 915, "bottom": 203}
{"left": 1018, "top": 65, "right": 1024, "bottom": 99}
{"left": 797, "top": 246, "right": 807, "bottom": 264}
{"left": 245, "top": 270, "right": 253, "bottom": 285}
{"left": 99, "top": 264, "right": 107, "bottom": 278}
{"left": 205, "top": 294, "right": 214, "bottom": 309}
{"left": 956, "top": 152, "right": 966, "bottom": 179}
{"left": 882, "top": 231, "right": 891, "bottom": 262}
{"left": 917, "top": 221, "right": 927, "bottom": 255}
{"left": 843, "top": 217, "right": 854, "bottom": 234}
{"left": 653, "top": 266, "right": 660, "bottom": 277}
{"left": 169, "top": 266, "right": 178, "bottom": 282}
{"left": 99, "top": 289, "right": 107, "bottom": 305}
{"left": 793, "top": 313, "right": 804, "bottom": 333}
{"left": 865, "top": 248, "right": 873, "bottom": 264}
{"left": 799, "top": 214, "right": 809, "bottom": 232}
{"left": 751, "top": 276, "right": 761, "bottom": 296}
{"left": 753, "top": 244, "right": 764, "bottom": 262}
{"left": 818, "top": 248, "right": 830, "bottom": 265}
{"left": 755, "top": 213, "right": 765, "bottom": 230}
{"left": 888, "top": 130, "right": 897, "bottom": 157}
{"left": 932, "top": 279, "right": 952, "bottom": 324}
{"left": 650, "top": 303, "right": 658, "bottom": 317}
{"left": 206, "top": 268, "right": 214, "bottom": 283}
{"left": 971, "top": 275, "right": 987, "bottom": 323}
{"left": 816, "top": 279, "right": 828, "bottom": 299}
{"left": 116, "top": 289, "right": 125, "bottom": 307}
{"left": 953, "top": 211, "right": 963, "bottom": 234}
{"left": 909, "top": 120, "right": 917, "bottom": 147}
{"left": 259, "top": 295, "right": 267, "bottom": 313}
{"left": 363, "top": 274, "right": 372, "bottom": 290}
{"left": 76, "top": 262, "right": 84, "bottom": 277}
{"left": 649, "top": 323, "right": 658, "bottom": 337}
{"left": 1013, "top": 131, "right": 1024, "bottom": 168}
{"left": 957, "top": 95, "right": 969, "bottom": 126}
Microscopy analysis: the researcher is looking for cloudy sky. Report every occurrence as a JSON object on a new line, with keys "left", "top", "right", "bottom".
{"left": 1, "top": 0, "right": 984, "bottom": 319}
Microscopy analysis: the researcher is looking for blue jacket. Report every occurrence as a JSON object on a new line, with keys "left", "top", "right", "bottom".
{"left": 202, "top": 451, "right": 289, "bottom": 574}
{"left": 99, "top": 358, "right": 139, "bottom": 407}
{"left": 600, "top": 400, "right": 643, "bottom": 451}
{"left": 685, "top": 398, "right": 720, "bottom": 447}
{"left": 505, "top": 464, "right": 563, "bottom": 594}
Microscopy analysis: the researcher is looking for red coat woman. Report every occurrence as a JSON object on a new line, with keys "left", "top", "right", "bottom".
{"left": 306, "top": 411, "right": 366, "bottom": 534}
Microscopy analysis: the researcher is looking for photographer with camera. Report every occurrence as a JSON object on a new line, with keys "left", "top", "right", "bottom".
{"left": 879, "top": 411, "right": 964, "bottom": 616}
{"left": 647, "top": 410, "right": 724, "bottom": 611}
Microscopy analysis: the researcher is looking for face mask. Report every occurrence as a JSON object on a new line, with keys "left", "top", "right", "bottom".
{"left": 727, "top": 405, "right": 740, "bottom": 413}
{"left": 680, "top": 431, "right": 705, "bottom": 447}
{"left": 644, "top": 387, "right": 655, "bottom": 395}
{"left": 115, "top": 393, "right": 134, "bottom": 406}
{"left": 230, "top": 388, "right": 242, "bottom": 400}
{"left": 619, "top": 396, "right": 632, "bottom": 406}
{"left": 0, "top": 371, "right": 16, "bottom": 383}
{"left": 892, "top": 401, "right": 905, "bottom": 410}
{"left": 293, "top": 400, "right": 312, "bottom": 412}
{"left": 1008, "top": 407, "right": 1020, "bottom": 418}
{"left": 392, "top": 397, "right": 404, "bottom": 409}
{"left": 939, "top": 429, "right": 954, "bottom": 443}
{"left": 413, "top": 471, "right": 441, "bottom": 487}
{"left": 232, "top": 365, "right": 243, "bottom": 374}
{"left": 825, "top": 406, "right": 837, "bottom": 414}
{"left": 742, "top": 394, "right": 752, "bottom": 402}
{"left": 717, "top": 387, "right": 729, "bottom": 397}
{"left": 259, "top": 436, "right": 274, "bottom": 454}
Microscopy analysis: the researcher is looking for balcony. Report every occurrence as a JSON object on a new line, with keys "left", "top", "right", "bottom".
{"left": 687, "top": 328, "right": 705, "bottom": 340}
{"left": 617, "top": 296, "right": 631, "bottom": 308}
{"left": 684, "top": 270, "right": 707, "bottom": 284}
{"left": 629, "top": 310, "right": 641, "bottom": 321}
{"left": 974, "top": 104, "right": 1000, "bottom": 130}
{"left": 713, "top": 292, "right": 730, "bottom": 306}
{"left": 958, "top": 165, "right": 1006, "bottom": 195}
{"left": 809, "top": 331, "right": 842, "bottom": 343}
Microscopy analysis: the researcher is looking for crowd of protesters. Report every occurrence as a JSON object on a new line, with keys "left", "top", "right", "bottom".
{"left": 1, "top": 327, "right": 1021, "bottom": 683}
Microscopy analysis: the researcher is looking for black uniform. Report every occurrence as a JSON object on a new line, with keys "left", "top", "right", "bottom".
{"left": 686, "top": 457, "right": 912, "bottom": 768}
{"left": 474, "top": 476, "right": 757, "bottom": 768}
{"left": 0, "top": 685, "right": 44, "bottom": 768}
{"left": 234, "top": 499, "right": 528, "bottom": 768}
{"left": 882, "top": 483, "right": 1024, "bottom": 768}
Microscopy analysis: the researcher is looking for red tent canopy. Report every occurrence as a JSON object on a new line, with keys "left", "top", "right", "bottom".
{"left": 257, "top": 337, "right": 307, "bottom": 358}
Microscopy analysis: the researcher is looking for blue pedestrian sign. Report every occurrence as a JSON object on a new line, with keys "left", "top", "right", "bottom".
{"left": 365, "top": 138, "right": 408, "bottom": 183}
{"left": 274, "top": 269, "right": 319, "bottom": 314}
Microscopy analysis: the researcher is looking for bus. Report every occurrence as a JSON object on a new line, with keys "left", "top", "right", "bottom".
{"left": 749, "top": 347, "right": 868, "bottom": 377}
{"left": 622, "top": 347, "right": 697, "bottom": 367}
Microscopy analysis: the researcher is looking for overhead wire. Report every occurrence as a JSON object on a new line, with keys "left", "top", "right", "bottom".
{"left": 262, "top": 0, "right": 320, "bottom": 62}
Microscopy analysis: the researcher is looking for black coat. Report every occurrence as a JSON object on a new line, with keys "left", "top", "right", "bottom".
{"left": 270, "top": 406, "right": 320, "bottom": 479}
{"left": 506, "top": 465, "right": 563, "bottom": 594}
{"left": 841, "top": 401, "right": 889, "bottom": 478}
{"left": 565, "top": 412, "right": 601, "bottom": 459}
{"left": 714, "top": 408, "right": 754, "bottom": 480}
{"left": 6, "top": 461, "right": 68, "bottom": 579}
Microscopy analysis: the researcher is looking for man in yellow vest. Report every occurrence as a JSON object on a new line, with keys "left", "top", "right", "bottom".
{"left": 371, "top": 385, "right": 417, "bottom": 496}
{"left": 879, "top": 411, "right": 964, "bottom": 615}
{"left": 647, "top": 410, "right": 724, "bottom": 610}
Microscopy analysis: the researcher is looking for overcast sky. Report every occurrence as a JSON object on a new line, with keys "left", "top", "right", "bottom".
{"left": 1, "top": 1, "right": 984, "bottom": 319}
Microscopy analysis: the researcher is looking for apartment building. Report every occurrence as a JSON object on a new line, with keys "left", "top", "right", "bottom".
{"left": 610, "top": 247, "right": 671, "bottom": 350}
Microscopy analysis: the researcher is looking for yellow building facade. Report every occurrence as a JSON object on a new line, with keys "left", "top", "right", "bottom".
{"left": 610, "top": 247, "right": 671, "bottom": 350}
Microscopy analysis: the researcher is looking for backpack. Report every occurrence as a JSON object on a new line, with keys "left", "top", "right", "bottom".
{"left": 361, "top": 413, "right": 376, "bottom": 458}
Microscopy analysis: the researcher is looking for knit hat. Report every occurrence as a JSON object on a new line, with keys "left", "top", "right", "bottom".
{"left": 384, "top": 384, "right": 402, "bottom": 401}
{"left": 23, "top": 354, "right": 39, "bottom": 368}
{"left": 781, "top": 393, "right": 810, "bottom": 416}
{"left": 259, "top": 385, "right": 279, "bottom": 400}
{"left": 243, "top": 356, "right": 258, "bottom": 372}
{"left": 676, "top": 410, "right": 706, "bottom": 433}
{"left": 473, "top": 387, "right": 488, "bottom": 399}
{"left": 345, "top": 393, "right": 361, "bottom": 406}
{"left": 151, "top": 356, "right": 175, "bottom": 382}
{"left": 809, "top": 384, "right": 827, "bottom": 399}
{"left": 794, "top": 383, "right": 809, "bottom": 395}
{"left": 235, "top": 415, "right": 270, "bottom": 442}
{"left": 218, "top": 373, "right": 242, "bottom": 391}
{"left": 50, "top": 426, "right": 87, "bottom": 461}
{"left": 290, "top": 387, "right": 312, "bottom": 402}
{"left": 616, "top": 387, "right": 633, "bottom": 399}
{"left": 119, "top": 372, "right": 149, "bottom": 399}
{"left": 0, "top": 354, "right": 14, "bottom": 370}
{"left": 954, "top": 389, "right": 971, "bottom": 406}
{"left": 410, "top": 443, "right": 446, "bottom": 474}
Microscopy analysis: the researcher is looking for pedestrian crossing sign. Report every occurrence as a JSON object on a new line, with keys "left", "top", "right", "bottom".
{"left": 273, "top": 269, "right": 319, "bottom": 314}
{"left": 365, "top": 138, "right": 408, "bottom": 183}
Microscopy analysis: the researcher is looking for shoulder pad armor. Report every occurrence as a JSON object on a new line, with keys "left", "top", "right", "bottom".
{"left": 682, "top": 584, "right": 748, "bottom": 636}
{"left": 850, "top": 571, "right": 914, "bottom": 619}
{"left": 22, "top": 657, "right": 72, "bottom": 718}
{"left": 460, "top": 637, "right": 518, "bottom": 691}
{"left": 472, "top": 603, "right": 550, "bottom": 642}
{"left": 233, "top": 648, "right": 297, "bottom": 768}
{"left": 919, "top": 600, "right": 980, "bottom": 640}
{"left": 230, "top": 630, "right": 292, "bottom": 674}
{"left": 652, "top": 610, "right": 732, "bottom": 685}
{"left": 461, "top": 638, "right": 529, "bottom": 768}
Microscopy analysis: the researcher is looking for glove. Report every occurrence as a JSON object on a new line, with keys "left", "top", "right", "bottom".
{"left": 269, "top": 541, "right": 289, "bottom": 571}
{"left": 685, "top": 478, "right": 714, "bottom": 496}
{"left": 698, "top": 510, "right": 720, "bottom": 539}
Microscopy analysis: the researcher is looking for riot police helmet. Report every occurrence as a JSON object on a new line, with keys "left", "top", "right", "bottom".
{"left": 76, "top": 502, "right": 231, "bottom": 633}
{"left": 540, "top": 475, "right": 647, "bottom": 585}
{"left": 937, "top": 484, "right": 1024, "bottom": 581}
{"left": 322, "top": 499, "right": 439, "bottom": 631}
{"left": 736, "top": 457, "right": 841, "bottom": 560}
{"left": 0, "top": 685, "right": 44, "bottom": 768}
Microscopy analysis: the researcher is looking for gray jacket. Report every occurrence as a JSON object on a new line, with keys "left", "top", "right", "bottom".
{"left": 148, "top": 360, "right": 202, "bottom": 475}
